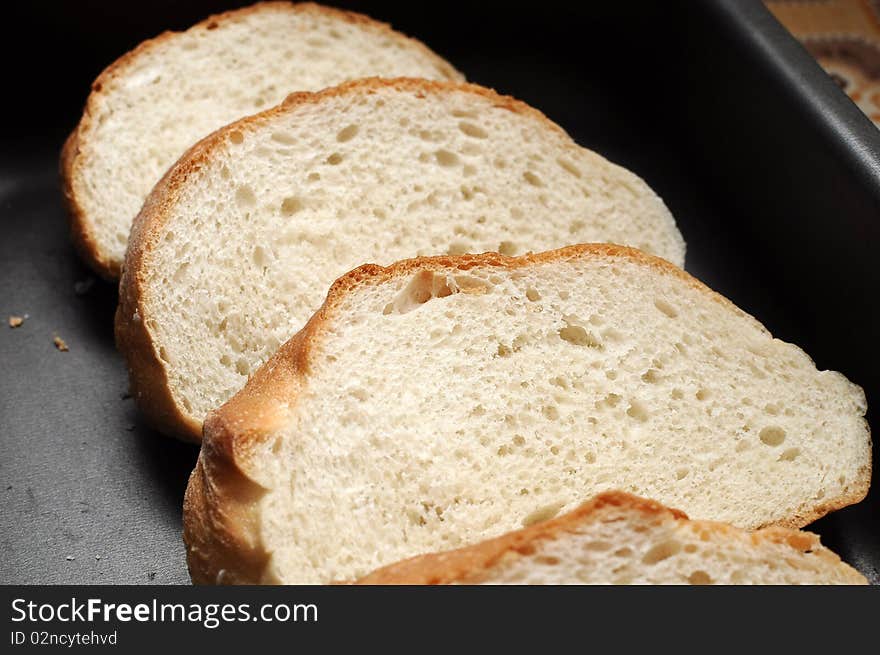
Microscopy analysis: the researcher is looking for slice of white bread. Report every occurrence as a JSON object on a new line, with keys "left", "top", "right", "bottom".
{"left": 61, "top": 2, "right": 463, "bottom": 279}
{"left": 182, "top": 245, "right": 870, "bottom": 585}
{"left": 355, "top": 492, "right": 867, "bottom": 584}
{"left": 117, "top": 78, "right": 685, "bottom": 442}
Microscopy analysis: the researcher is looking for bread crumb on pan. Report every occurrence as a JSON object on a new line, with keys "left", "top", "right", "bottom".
{"left": 53, "top": 335, "right": 69, "bottom": 352}
{"left": 8, "top": 315, "right": 25, "bottom": 328}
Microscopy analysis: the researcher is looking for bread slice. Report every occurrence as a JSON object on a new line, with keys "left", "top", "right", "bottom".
{"left": 182, "top": 245, "right": 870, "bottom": 585}
{"left": 355, "top": 491, "right": 867, "bottom": 584}
{"left": 117, "top": 78, "right": 685, "bottom": 441}
{"left": 61, "top": 2, "right": 463, "bottom": 279}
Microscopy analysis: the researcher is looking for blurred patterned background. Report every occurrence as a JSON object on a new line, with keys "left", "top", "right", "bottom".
{"left": 767, "top": 0, "right": 880, "bottom": 125}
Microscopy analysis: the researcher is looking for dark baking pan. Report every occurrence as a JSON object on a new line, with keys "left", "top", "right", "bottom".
{"left": 0, "top": 0, "right": 877, "bottom": 584}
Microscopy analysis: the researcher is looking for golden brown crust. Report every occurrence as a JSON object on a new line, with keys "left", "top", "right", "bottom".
{"left": 183, "top": 428, "right": 269, "bottom": 584}
{"left": 113, "top": 148, "right": 204, "bottom": 441}
{"left": 353, "top": 491, "right": 867, "bottom": 585}
{"left": 183, "top": 308, "right": 331, "bottom": 583}
{"left": 182, "top": 243, "right": 871, "bottom": 585}
{"left": 60, "top": 1, "right": 464, "bottom": 280}
{"left": 117, "top": 76, "right": 585, "bottom": 443}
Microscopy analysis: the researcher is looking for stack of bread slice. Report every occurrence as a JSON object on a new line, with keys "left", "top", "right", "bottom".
{"left": 63, "top": 2, "right": 871, "bottom": 585}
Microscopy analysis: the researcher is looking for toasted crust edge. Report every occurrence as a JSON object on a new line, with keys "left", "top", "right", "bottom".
{"left": 182, "top": 244, "right": 871, "bottom": 584}
{"left": 117, "top": 76, "right": 609, "bottom": 443}
{"left": 60, "top": 1, "right": 464, "bottom": 280}
{"left": 353, "top": 491, "right": 868, "bottom": 585}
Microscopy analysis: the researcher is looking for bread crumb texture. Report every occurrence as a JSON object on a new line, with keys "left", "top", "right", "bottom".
{"left": 130, "top": 79, "right": 683, "bottom": 436}
{"left": 65, "top": 2, "right": 463, "bottom": 276}
{"left": 191, "top": 246, "right": 868, "bottom": 584}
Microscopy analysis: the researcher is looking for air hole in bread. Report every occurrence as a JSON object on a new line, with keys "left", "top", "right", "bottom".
{"left": 271, "top": 132, "right": 296, "bottom": 145}
{"left": 695, "top": 388, "right": 710, "bottom": 401}
{"left": 641, "top": 369, "right": 661, "bottom": 384}
{"left": 557, "top": 157, "right": 582, "bottom": 178}
{"left": 252, "top": 245, "right": 270, "bottom": 268}
{"left": 498, "top": 241, "right": 517, "bottom": 256}
{"left": 642, "top": 540, "right": 682, "bottom": 564}
{"left": 229, "top": 130, "right": 244, "bottom": 144}
{"left": 569, "top": 219, "right": 585, "bottom": 234}
{"left": 383, "top": 271, "right": 490, "bottom": 315}
{"left": 676, "top": 468, "right": 689, "bottom": 480}
{"left": 688, "top": 570, "right": 713, "bottom": 585}
{"left": 326, "top": 153, "right": 343, "bottom": 165}
{"left": 535, "top": 556, "right": 561, "bottom": 566}
{"left": 522, "top": 502, "right": 565, "bottom": 527}
{"left": 542, "top": 405, "right": 560, "bottom": 421}
{"left": 336, "top": 124, "right": 359, "bottom": 143}
{"left": 459, "top": 121, "right": 488, "bottom": 139}
{"left": 558, "top": 321, "right": 602, "bottom": 349}
{"left": 779, "top": 447, "right": 801, "bottom": 462}
{"left": 602, "top": 393, "right": 622, "bottom": 409}
{"left": 526, "top": 288, "right": 541, "bottom": 302}
{"left": 759, "top": 426, "right": 786, "bottom": 447}
{"left": 523, "top": 170, "right": 544, "bottom": 187}
{"left": 447, "top": 242, "right": 469, "bottom": 255}
{"left": 281, "top": 196, "right": 303, "bottom": 216}
{"left": 435, "top": 149, "right": 459, "bottom": 167}
{"left": 235, "top": 185, "right": 256, "bottom": 208}
{"left": 626, "top": 401, "right": 649, "bottom": 422}
{"left": 654, "top": 299, "right": 678, "bottom": 318}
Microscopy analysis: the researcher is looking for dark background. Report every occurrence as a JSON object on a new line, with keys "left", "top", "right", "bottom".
{"left": 0, "top": 0, "right": 878, "bottom": 584}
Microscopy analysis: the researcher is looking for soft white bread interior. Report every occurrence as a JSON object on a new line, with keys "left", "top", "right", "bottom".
{"left": 355, "top": 491, "right": 867, "bottom": 584}
{"left": 182, "top": 245, "right": 869, "bottom": 585}
{"left": 61, "top": 1, "right": 463, "bottom": 278}
{"left": 118, "top": 78, "right": 684, "bottom": 441}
